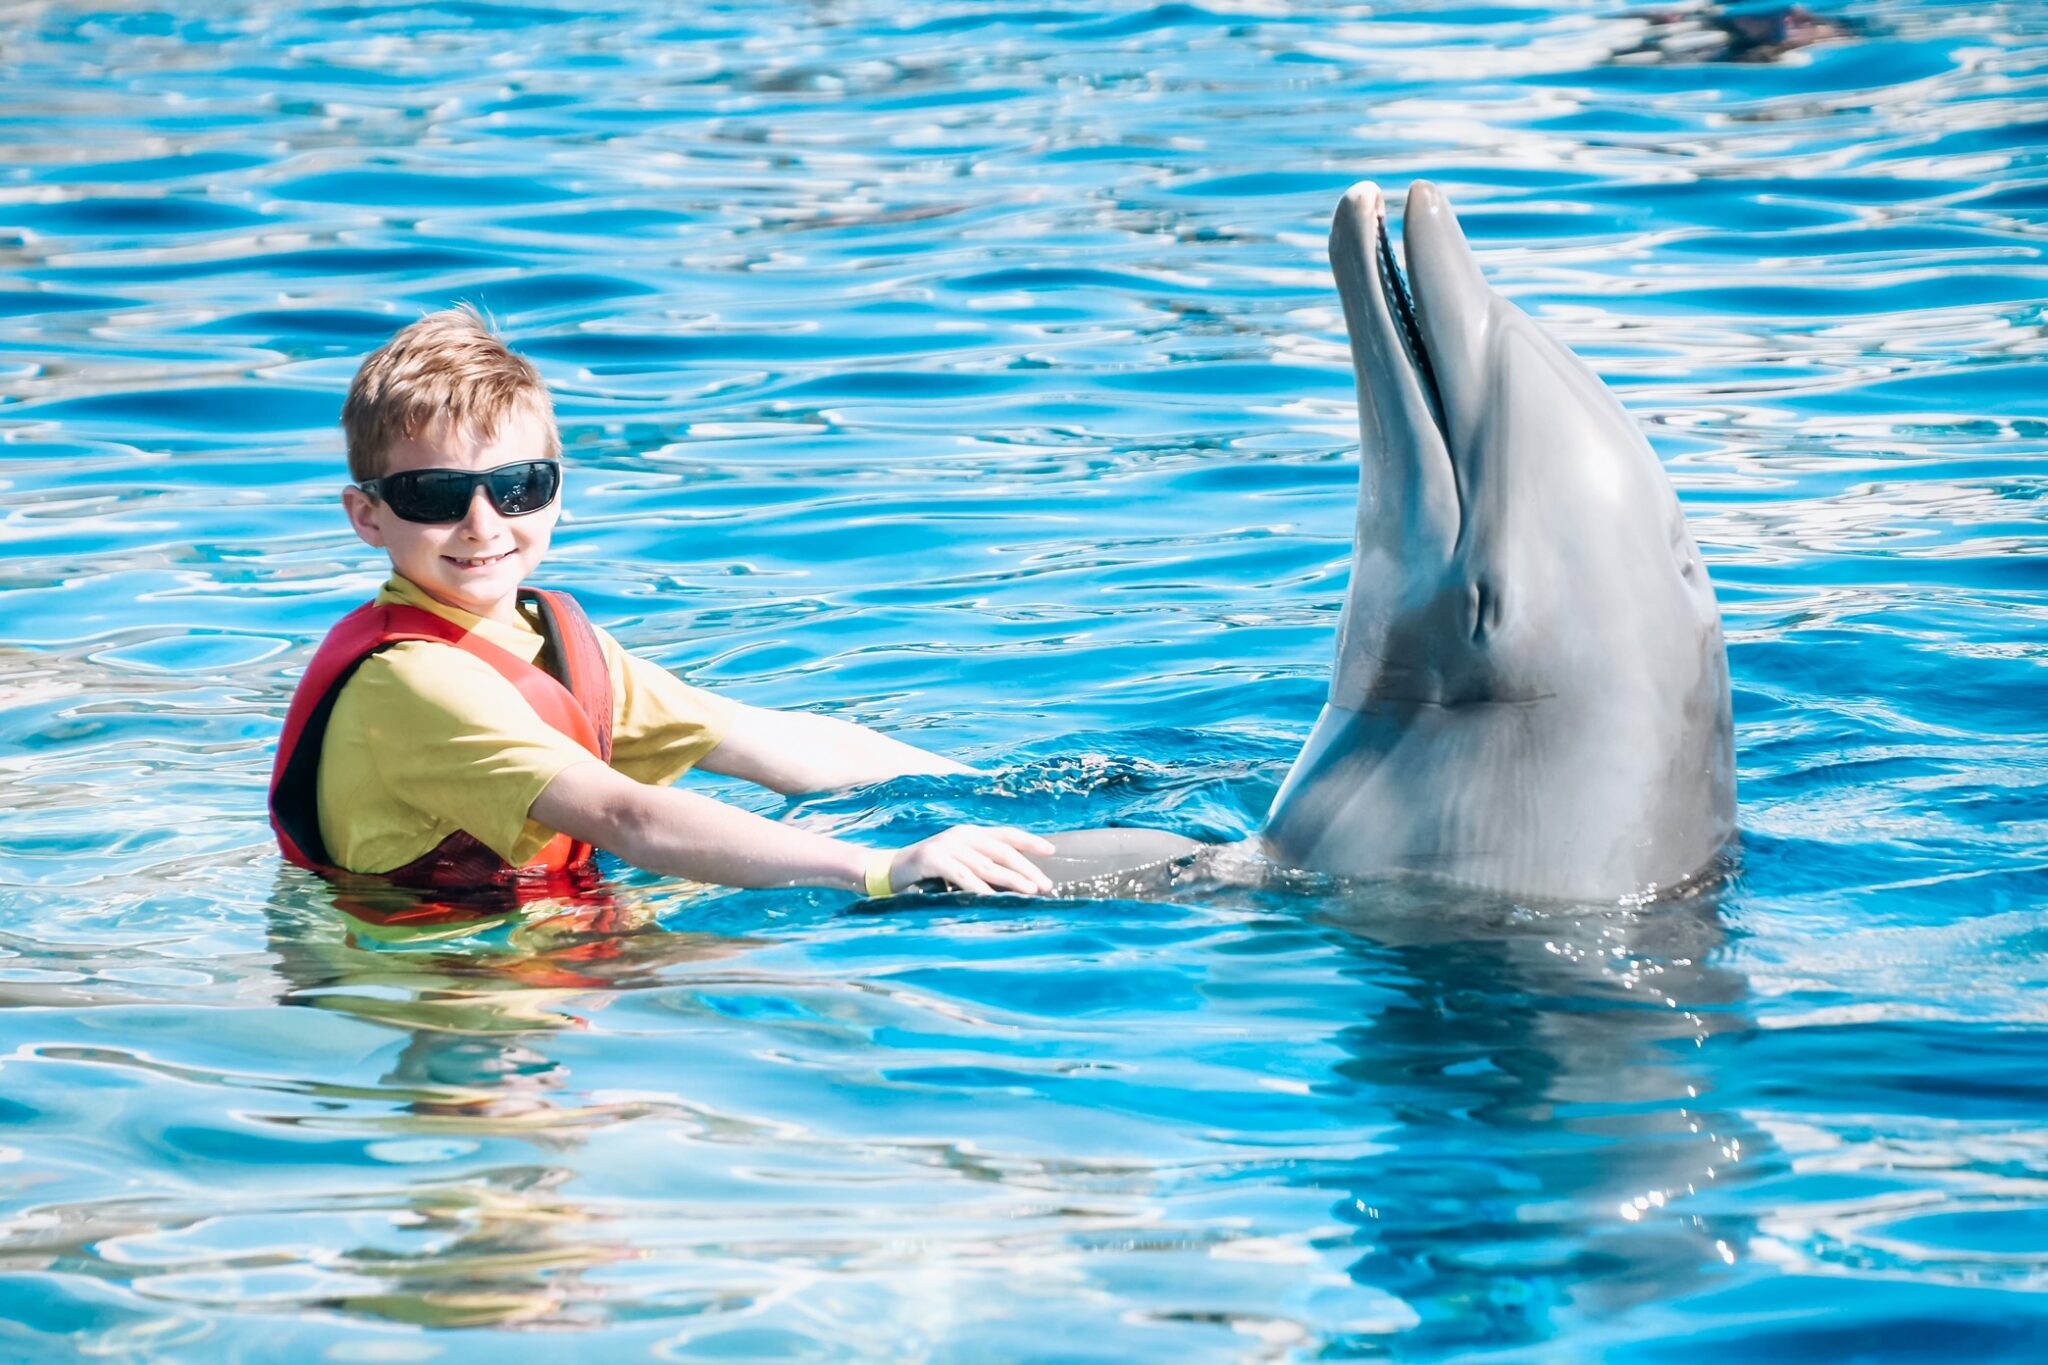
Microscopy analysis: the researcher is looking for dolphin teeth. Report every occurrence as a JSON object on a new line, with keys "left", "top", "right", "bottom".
{"left": 1376, "top": 204, "right": 1448, "bottom": 442}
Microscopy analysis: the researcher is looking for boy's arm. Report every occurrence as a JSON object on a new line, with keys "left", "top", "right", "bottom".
{"left": 697, "top": 703, "right": 975, "bottom": 795}
{"left": 530, "top": 759, "right": 1053, "bottom": 894}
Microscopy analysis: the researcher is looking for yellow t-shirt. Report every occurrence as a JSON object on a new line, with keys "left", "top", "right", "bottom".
{"left": 316, "top": 575, "right": 735, "bottom": 875}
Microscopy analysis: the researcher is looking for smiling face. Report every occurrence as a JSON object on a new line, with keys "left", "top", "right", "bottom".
{"left": 341, "top": 404, "right": 561, "bottom": 625}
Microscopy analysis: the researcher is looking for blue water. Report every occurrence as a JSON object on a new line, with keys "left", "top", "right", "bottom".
{"left": 2, "top": 0, "right": 2046, "bottom": 1357}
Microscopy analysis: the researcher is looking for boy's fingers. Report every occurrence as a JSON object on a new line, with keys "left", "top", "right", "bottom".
{"left": 947, "top": 862, "right": 996, "bottom": 895}
{"left": 974, "top": 849, "right": 1039, "bottom": 893}
{"left": 990, "top": 826, "right": 1057, "bottom": 857}
{"left": 976, "top": 838, "right": 1054, "bottom": 892}
{"left": 919, "top": 827, "right": 1055, "bottom": 894}
{"left": 975, "top": 827, "right": 1056, "bottom": 865}
{"left": 963, "top": 851, "right": 1037, "bottom": 895}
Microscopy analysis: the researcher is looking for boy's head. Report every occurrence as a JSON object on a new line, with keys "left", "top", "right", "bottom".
{"left": 341, "top": 303, "right": 559, "bottom": 483}
{"left": 340, "top": 307, "right": 564, "bottom": 625}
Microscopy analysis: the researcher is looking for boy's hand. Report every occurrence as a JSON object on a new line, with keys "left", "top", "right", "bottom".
{"left": 890, "top": 825, "right": 1057, "bottom": 896}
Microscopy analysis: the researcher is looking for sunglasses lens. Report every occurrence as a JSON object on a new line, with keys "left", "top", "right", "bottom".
{"left": 490, "top": 460, "right": 560, "bottom": 515}
{"left": 386, "top": 469, "right": 480, "bottom": 523}
{"left": 374, "top": 461, "right": 561, "bottom": 522}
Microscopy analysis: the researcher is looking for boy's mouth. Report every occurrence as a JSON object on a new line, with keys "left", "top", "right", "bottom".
{"left": 445, "top": 550, "right": 514, "bottom": 570}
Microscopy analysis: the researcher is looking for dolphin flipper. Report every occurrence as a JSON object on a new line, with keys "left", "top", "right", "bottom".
{"left": 1039, "top": 827, "right": 1206, "bottom": 893}
{"left": 854, "top": 827, "right": 1208, "bottom": 907}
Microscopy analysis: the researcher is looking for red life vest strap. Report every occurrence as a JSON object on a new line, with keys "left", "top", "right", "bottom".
{"left": 269, "top": 588, "right": 613, "bottom": 888}
{"left": 525, "top": 587, "right": 614, "bottom": 762}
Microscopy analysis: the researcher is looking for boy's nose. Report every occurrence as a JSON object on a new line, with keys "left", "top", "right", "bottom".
{"left": 455, "top": 483, "right": 504, "bottom": 534}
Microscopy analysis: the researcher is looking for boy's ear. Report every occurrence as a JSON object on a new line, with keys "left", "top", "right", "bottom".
{"left": 341, "top": 486, "right": 388, "bottom": 548}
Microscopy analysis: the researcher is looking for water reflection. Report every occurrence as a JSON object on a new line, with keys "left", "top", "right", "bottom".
{"left": 253, "top": 876, "right": 748, "bottom": 1328}
{"left": 1300, "top": 878, "right": 1762, "bottom": 1350}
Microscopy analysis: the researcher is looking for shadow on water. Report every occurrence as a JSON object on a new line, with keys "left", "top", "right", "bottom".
{"left": 1294, "top": 873, "right": 1766, "bottom": 1351}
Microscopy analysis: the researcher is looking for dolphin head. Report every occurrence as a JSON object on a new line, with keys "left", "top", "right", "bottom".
{"left": 1263, "top": 181, "right": 1735, "bottom": 900}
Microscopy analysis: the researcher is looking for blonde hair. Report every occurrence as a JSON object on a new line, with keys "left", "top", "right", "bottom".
{"left": 341, "top": 304, "right": 559, "bottom": 482}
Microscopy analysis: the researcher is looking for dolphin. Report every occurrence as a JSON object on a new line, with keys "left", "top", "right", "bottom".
{"left": 1260, "top": 180, "right": 1734, "bottom": 900}
{"left": 891, "top": 181, "right": 1733, "bottom": 905}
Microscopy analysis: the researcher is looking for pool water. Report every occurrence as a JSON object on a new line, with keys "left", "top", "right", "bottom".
{"left": 3, "top": 0, "right": 2046, "bottom": 1357}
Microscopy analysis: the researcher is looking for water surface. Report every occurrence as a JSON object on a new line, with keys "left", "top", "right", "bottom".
{"left": 2, "top": 0, "right": 2046, "bottom": 1358}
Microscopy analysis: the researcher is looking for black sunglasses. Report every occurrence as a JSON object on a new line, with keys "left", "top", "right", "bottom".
{"left": 358, "top": 459, "right": 562, "bottom": 524}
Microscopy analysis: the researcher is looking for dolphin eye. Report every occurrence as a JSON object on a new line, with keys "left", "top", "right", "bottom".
{"left": 1670, "top": 519, "right": 1699, "bottom": 580}
{"left": 1469, "top": 578, "right": 1502, "bottom": 642}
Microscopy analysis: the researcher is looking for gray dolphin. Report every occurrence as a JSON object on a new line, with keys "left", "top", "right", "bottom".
{"left": 1029, "top": 181, "right": 1734, "bottom": 903}
{"left": 897, "top": 182, "right": 1733, "bottom": 905}
{"left": 1260, "top": 180, "right": 1734, "bottom": 900}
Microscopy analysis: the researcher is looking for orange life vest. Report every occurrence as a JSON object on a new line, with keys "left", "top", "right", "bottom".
{"left": 269, "top": 587, "right": 614, "bottom": 900}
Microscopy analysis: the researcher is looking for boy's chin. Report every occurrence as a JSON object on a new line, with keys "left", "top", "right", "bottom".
{"left": 420, "top": 563, "right": 524, "bottom": 613}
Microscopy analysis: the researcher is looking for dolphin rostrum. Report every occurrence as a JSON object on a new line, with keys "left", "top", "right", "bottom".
{"left": 1260, "top": 180, "right": 1735, "bottom": 900}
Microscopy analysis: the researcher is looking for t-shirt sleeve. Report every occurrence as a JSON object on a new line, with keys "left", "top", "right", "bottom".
{"left": 599, "top": 629, "right": 737, "bottom": 787}
{"left": 353, "top": 642, "right": 602, "bottom": 865}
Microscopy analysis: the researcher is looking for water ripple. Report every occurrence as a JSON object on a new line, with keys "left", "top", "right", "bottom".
{"left": 1, "top": 0, "right": 2045, "bottom": 1356}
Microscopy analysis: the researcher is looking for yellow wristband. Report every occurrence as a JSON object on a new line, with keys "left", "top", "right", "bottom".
{"left": 863, "top": 850, "right": 896, "bottom": 899}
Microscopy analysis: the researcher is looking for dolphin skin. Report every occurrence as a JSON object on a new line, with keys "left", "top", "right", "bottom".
{"left": 1261, "top": 181, "right": 1735, "bottom": 900}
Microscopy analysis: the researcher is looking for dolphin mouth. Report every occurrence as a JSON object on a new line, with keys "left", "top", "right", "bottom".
{"left": 1327, "top": 180, "right": 1466, "bottom": 574}
{"left": 1374, "top": 207, "right": 1450, "bottom": 446}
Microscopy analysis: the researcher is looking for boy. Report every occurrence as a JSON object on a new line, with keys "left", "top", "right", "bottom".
{"left": 270, "top": 307, "right": 1054, "bottom": 900}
